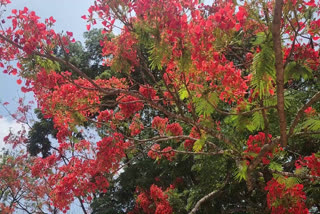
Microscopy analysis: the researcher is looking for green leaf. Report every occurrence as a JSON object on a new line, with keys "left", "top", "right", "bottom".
{"left": 252, "top": 32, "right": 267, "bottom": 46}
{"left": 284, "top": 95, "right": 295, "bottom": 110}
{"left": 193, "top": 96, "right": 215, "bottom": 117}
{"left": 269, "top": 161, "right": 283, "bottom": 172}
{"left": 302, "top": 118, "right": 320, "bottom": 131}
{"left": 251, "top": 40, "right": 276, "bottom": 99}
{"left": 286, "top": 177, "right": 301, "bottom": 188}
{"left": 193, "top": 134, "right": 207, "bottom": 152}
{"left": 251, "top": 111, "right": 265, "bottom": 131}
{"left": 179, "top": 87, "right": 189, "bottom": 100}
{"left": 253, "top": 44, "right": 275, "bottom": 79}
{"left": 284, "top": 61, "right": 313, "bottom": 82}
{"left": 235, "top": 161, "right": 248, "bottom": 181}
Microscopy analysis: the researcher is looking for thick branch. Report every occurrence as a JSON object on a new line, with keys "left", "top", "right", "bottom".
{"left": 272, "top": 0, "right": 287, "bottom": 147}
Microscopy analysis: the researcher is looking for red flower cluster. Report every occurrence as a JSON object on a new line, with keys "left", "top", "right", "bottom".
{"left": 129, "top": 114, "right": 144, "bottom": 136}
{"left": 97, "top": 109, "right": 114, "bottom": 125}
{"left": 130, "top": 184, "right": 173, "bottom": 214}
{"left": 152, "top": 116, "right": 169, "bottom": 135}
{"left": 139, "top": 85, "right": 158, "bottom": 100}
{"left": 265, "top": 178, "right": 309, "bottom": 214}
{"left": 296, "top": 153, "right": 320, "bottom": 177}
{"left": 244, "top": 132, "right": 273, "bottom": 165}
{"left": 284, "top": 44, "right": 319, "bottom": 70}
{"left": 118, "top": 95, "right": 144, "bottom": 118}
{"left": 152, "top": 117, "right": 183, "bottom": 136}
{"left": 304, "top": 107, "right": 316, "bottom": 116}
{"left": 166, "top": 123, "right": 183, "bottom": 136}
{"left": 148, "top": 144, "right": 175, "bottom": 161}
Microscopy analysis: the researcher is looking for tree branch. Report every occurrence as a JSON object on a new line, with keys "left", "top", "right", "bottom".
{"left": 189, "top": 174, "right": 229, "bottom": 214}
{"left": 272, "top": 0, "right": 287, "bottom": 147}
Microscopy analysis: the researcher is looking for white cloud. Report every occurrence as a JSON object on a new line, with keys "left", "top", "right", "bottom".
{"left": 0, "top": 117, "right": 26, "bottom": 150}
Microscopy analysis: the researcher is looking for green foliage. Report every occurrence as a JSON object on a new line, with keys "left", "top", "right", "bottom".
{"left": 179, "top": 87, "right": 189, "bottom": 100}
{"left": 235, "top": 161, "right": 248, "bottom": 181}
{"left": 285, "top": 61, "right": 313, "bottom": 82}
{"left": 269, "top": 161, "right": 283, "bottom": 172}
{"left": 302, "top": 117, "right": 320, "bottom": 131}
{"left": 149, "top": 42, "right": 166, "bottom": 71}
{"left": 193, "top": 134, "right": 207, "bottom": 152}
{"left": 251, "top": 33, "right": 275, "bottom": 98}
{"left": 273, "top": 174, "right": 302, "bottom": 188}
{"left": 20, "top": 56, "right": 60, "bottom": 78}
{"left": 193, "top": 93, "right": 218, "bottom": 117}
{"left": 246, "top": 111, "right": 265, "bottom": 132}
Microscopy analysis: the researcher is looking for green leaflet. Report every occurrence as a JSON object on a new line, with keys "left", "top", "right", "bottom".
{"left": 235, "top": 161, "right": 248, "bottom": 181}
{"left": 251, "top": 32, "right": 267, "bottom": 46}
{"left": 273, "top": 174, "right": 302, "bottom": 188}
{"left": 284, "top": 61, "right": 313, "bottom": 82}
{"left": 302, "top": 118, "right": 320, "bottom": 131}
{"left": 179, "top": 87, "right": 189, "bottom": 100}
{"left": 225, "top": 111, "right": 264, "bottom": 132}
{"left": 248, "top": 111, "right": 265, "bottom": 132}
{"left": 250, "top": 33, "right": 275, "bottom": 99}
{"left": 263, "top": 93, "right": 294, "bottom": 110}
{"left": 269, "top": 161, "right": 283, "bottom": 172}
{"left": 252, "top": 43, "right": 275, "bottom": 79}
{"left": 20, "top": 56, "right": 60, "bottom": 78}
{"left": 193, "top": 92, "right": 218, "bottom": 117}
{"left": 193, "top": 134, "right": 207, "bottom": 152}
{"left": 149, "top": 42, "right": 165, "bottom": 71}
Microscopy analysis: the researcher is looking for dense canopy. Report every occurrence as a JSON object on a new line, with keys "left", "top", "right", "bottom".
{"left": 0, "top": 0, "right": 320, "bottom": 213}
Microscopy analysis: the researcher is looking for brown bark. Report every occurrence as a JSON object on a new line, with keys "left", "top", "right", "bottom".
{"left": 272, "top": 0, "right": 287, "bottom": 147}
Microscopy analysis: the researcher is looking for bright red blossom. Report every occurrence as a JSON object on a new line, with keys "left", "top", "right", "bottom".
{"left": 244, "top": 132, "right": 274, "bottom": 165}
{"left": 131, "top": 185, "right": 173, "bottom": 214}
{"left": 166, "top": 123, "right": 183, "bottom": 136}
{"left": 304, "top": 107, "right": 316, "bottom": 116}
{"left": 265, "top": 178, "right": 309, "bottom": 214}
{"left": 118, "top": 95, "right": 144, "bottom": 118}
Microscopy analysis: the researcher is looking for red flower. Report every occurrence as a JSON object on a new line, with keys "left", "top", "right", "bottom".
{"left": 139, "top": 85, "right": 158, "bottom": 100}
{"left": 244, "top": 132, "right": 275, "bottom": 165}
{"left": 265, "top": 178, "right": 309, "bottom": 214}
{"left": 152, "top": 116, "right": 168, "bottom": 135}
{"left": 118, "top": 95, "right": 144, "bottom": 118}
{"left": 16, "top": 79, "right": 22, "bottom": 85}
{"left": 304, "top": 107, "right": 316, "bottom": 116}
{"left": 166, "top": 123, "right": 183, "bottom": 136}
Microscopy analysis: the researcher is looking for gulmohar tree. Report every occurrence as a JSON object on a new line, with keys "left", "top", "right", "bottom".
{"left": 1, "top": 0, "right": 320, "bottom": 213}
